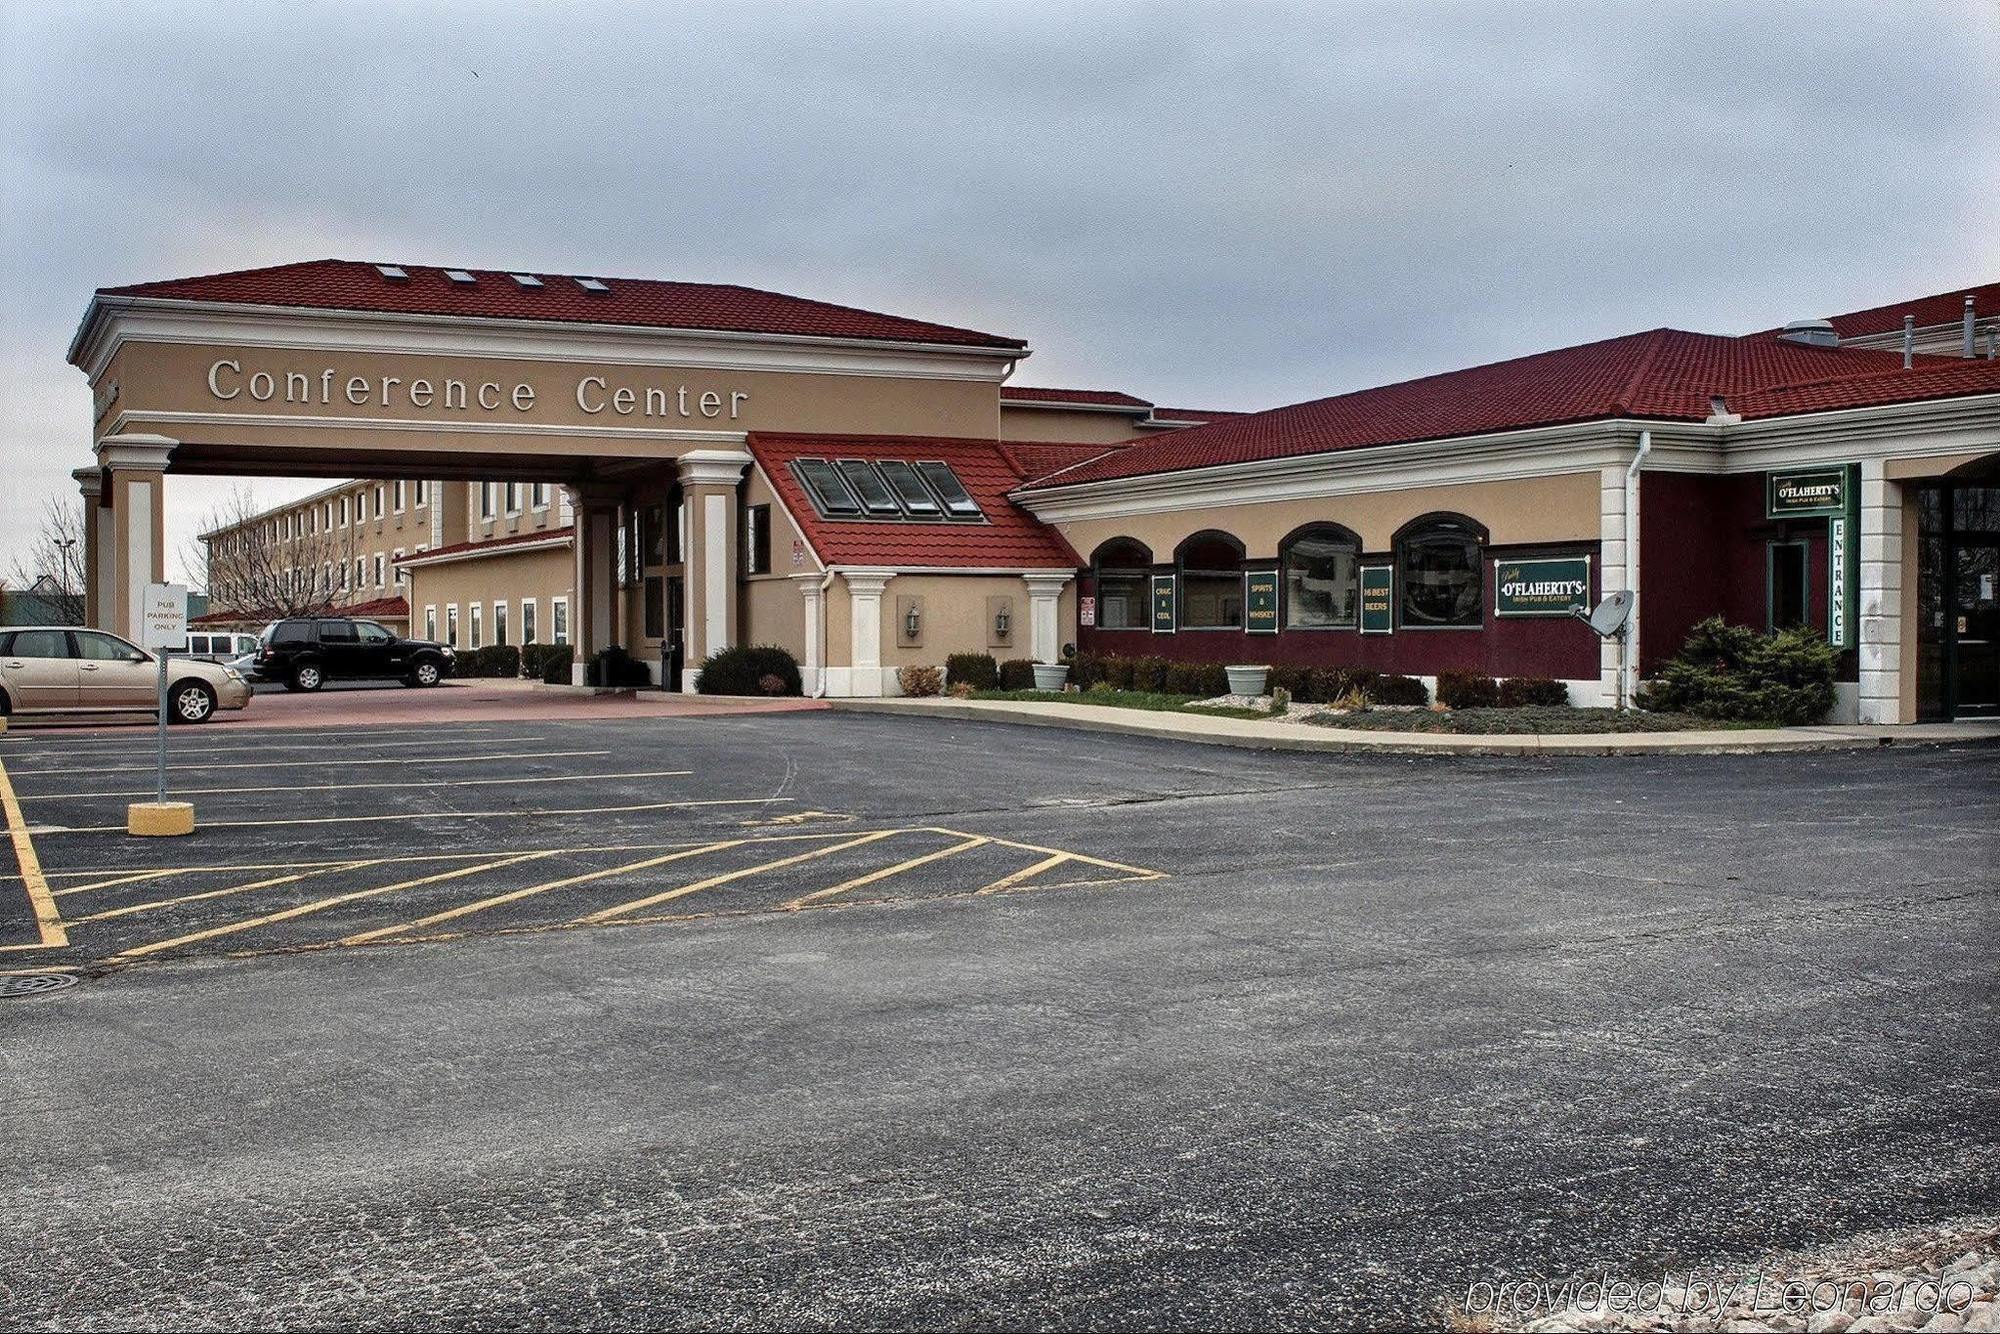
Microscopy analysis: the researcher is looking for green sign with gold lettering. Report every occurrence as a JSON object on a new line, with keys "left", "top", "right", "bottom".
{"left": 1245, "top": 570, "right": 1279, "bottom": 634}
{"left": 1151, "top": 574, "right": 1176, "bottom": 633}
{"left": 1359, "top": 565, "right": 1394, "bottom": 634}
{"left": 1494, "top": 556, "right": 1592, "bottom": 618}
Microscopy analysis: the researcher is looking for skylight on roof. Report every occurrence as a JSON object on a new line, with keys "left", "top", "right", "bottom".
{"left": 509, "top": 273, "right": 543, "bottom": 289}
{"left": 791, "top": 457, "right": 984, "bottom": 523}
{"left": 917, "top": 462, "right": 983, "bottom": 519}
{"left": 374, "top": 264, "right": 409, "bottom": 281}
{"left": 835, "top": 460, "right": 903, "bottom": 516}
{"left": 793, "top": 460, "right": 862, "bottom": 517}
{"left": 575, "top": 277, "right": 610, "bottom": 293}
{"left": 875, "top": 460, "right": 943, "bottom": 517}
{"left": 444, "top": 269, "right": 475, "bottom": 284}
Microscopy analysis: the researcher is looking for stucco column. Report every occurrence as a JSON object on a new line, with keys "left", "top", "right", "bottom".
{"left": 842, "top": 569, "right": 894, "bottom": 697}
{"left": 1023, "top": 571, "right": 1072, "bottom": 664}
{"left": 677, "top": 449, "right": 753, "bottom": 690}
{"left": 566, "top": 483, "right": 621, "bottom": 685}
{"left": 1856, "top": 459, "right": 1904, "bottom": 724}
{"left": 1597, "top": 464, "right": 1630, "bottom": 708}
{"left": 72, "top": 466, "right": 107, "bottom": 628}
{"left": 795, "top": 573, "right": 826, "bottom": 697}
{"left": 95, "top": 434, "right": 173, "bottom": 641}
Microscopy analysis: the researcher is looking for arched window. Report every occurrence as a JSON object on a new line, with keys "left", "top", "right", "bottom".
{"left": 1281, "top": 523, "right": 1361, "bottom": 628}
{"left": 1176, "top": 531, "right": 1245, "bottom": 629}
{"left": 1396, "top": 514, "right": 1485, "bottom": 628}
{"left": 1091, "top": 538, "right": 1152, "bottom": 630}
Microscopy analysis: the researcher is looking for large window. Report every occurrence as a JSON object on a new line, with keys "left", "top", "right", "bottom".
{"left": 493, "top": 600, "right": 509, "bottom": 648}
{"left": 469, "top": 603, "right": 484, "bottom": 649}
{"left": 550, "top": 597, "right": 569, "bottom": 645}
{"left": 521, "top": 599, "right": 538, "bottom": 646}
{"left": 1177, "top": 531, "right": 1245, "bottom": 629}
{"left": 445, "top": 604, "right": 460, "bottom": 648}
{"left": 1397, "top": 515, "right": 1485, "bottom": 628}
{"left": 1091, "top": 538, "right": 1152, "bottom": 630}
{"left": 1282, "top": 524, "right": 1360, "bottom": 628}
{"left": 745, "top": 504, "right": 771, "bottom": 575}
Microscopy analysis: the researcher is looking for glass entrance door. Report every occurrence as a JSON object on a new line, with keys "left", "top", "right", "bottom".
{"left": 1953, "top": 532, "right": 2000, "bottom": 716}
{"left": 1920, "top": 482, "right": 2000, "bottom": 719}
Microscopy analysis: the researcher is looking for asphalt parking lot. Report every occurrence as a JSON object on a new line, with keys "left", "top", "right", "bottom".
{"left": 1, "top": 712, "right": 1995, "bottom": 1330}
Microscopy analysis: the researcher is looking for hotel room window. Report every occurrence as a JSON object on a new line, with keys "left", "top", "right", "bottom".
{"left": 745, "top": 504, "right": 771, "bottom": 575}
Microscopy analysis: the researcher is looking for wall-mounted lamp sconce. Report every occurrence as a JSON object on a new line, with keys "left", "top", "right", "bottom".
{"left": 905, "top": 605, "right": 922, "bottom": 640}
{"left": 994, "top": 606, "right": 1011, "bottom": 638}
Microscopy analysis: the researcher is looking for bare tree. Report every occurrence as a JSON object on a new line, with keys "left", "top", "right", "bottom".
{"left": 190, "top": 485, "right": 354, "bottom": 621}
{"left": 7, "top": 496, "right": 88, "bottom": 625}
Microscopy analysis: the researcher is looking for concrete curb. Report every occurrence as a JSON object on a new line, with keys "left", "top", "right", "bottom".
{"left": 824, "top": 698, "right": 2000, "bottom": 757}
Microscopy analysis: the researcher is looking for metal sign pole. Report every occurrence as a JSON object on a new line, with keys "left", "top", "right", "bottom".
{"left": 156, "top": 650, "right": 168, "bottom": 803}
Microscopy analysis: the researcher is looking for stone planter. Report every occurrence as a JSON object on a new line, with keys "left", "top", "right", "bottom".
{"left": 1226, "top": 665, "right": 1270, "bottom": 696}
{"left": 1032, "top": 663, "right": 1070, "bottom": 691}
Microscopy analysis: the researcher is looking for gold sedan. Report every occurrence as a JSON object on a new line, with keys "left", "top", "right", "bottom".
{"left": 0, "top": 627, "right": 253, "bottom": 724}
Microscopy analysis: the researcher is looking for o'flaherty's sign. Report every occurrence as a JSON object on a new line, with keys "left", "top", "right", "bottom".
{"left": 1766, "top": 467, "right": 1849, "bottom": 518}
{"left": 1766, "top": 463, "right": 1861, "bottom": 650}
{"left": 1494, "top": 556, "right": 1592, "bottom": 618}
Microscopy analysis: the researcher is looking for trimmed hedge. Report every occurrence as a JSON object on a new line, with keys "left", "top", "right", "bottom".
{"left": 945, "top": 653, "right": 1000, "bottom": 690}
{"left": 695, "top": 644, "right": 803, "bottom": 696}
{"left": 1369, "top": 674, "right": 1429, "bottom": 706}
{"left": 1436, "top": 671, "right": 1500, "bottom": 710}
{"left": 585, "top": 644, "right": 654, "bottom": 688}
{"left": 520, "top": 641, "right": 570, "bottom": 683}
{"left": 454, "top": 644, "right": 521, "bottom": 679}
{"left": 534, "top": 644, "right": 574, "bottom": 685}
{"left": 997, "top": 657, "right": 1036, "bottom": 691}
{"left": 1498, "top": 676, "right": 1568, "bottom": 708}
{"left": 1640, "top": 618, "right": 1836, "bottom": 725}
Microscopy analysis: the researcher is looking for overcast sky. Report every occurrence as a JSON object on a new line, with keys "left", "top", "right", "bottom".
{"left": 3, "top": 0, "right": 1996, "bottom": 585}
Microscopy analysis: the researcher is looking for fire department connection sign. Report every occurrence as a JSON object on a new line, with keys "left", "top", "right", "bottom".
{"left": 1494, "top": 557, "right": 1591, "bottom": 618}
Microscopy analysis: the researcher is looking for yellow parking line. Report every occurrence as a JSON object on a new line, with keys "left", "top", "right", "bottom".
{"left": 109, "top": 851, "right": 561, "bottom": 961}
{"left": 5, "top": 750, "right": 611, "bottom": 780}
{"left": 25, "top": 769, "right": 692, "bottom": 803}
{"left": 784, "top": 835, "right": 990, "bottom": 909}
{"left": 338, "top": 840, "right": 747, "bottom": 945}
{"left": 980, "top": 835, "right": 1164, "bottom": 880}
{"left": 0, "top": 758, "right": 64, "bottom": 949}
{"left": 51, "top": 796, "right": 788, "bottom": 835}
{"left": 578, "top": 828, "right": 903, "bottom": 923}
{"left": 974, "top": 851, "right": 1070, "bottom": 895}
{"left": 72, "top": 861, "right": 385, "bottom": 924}
{"left": 54, "top": 868, "right": 186, "bottom": 897}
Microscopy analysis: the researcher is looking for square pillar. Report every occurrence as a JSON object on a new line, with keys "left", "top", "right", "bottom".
{"left": 795, "top": 573, "right": 826, "bottom": 697}
{"left": 677, "top": 449, "right": 753, "bottom": 690}
{"left": 96, "top": 435, "right": 173, "bottom": 641}
{"left": 1597, "top": 465, "right": 1628, "bottom": 707}
{"left": 842, "top": 569, "right": 894, "bottom": 697}
{"left": 72, "top": 466, "right": 107, "bottom": 628}
{"left": 566, "top": 484, "right": 622, "bottom": 685}
{"left": 1022, "top": 571, "right": 1073, "bottom": 664}
{"left": 1856, "top": 459, "right": 1904, "bottom": 724}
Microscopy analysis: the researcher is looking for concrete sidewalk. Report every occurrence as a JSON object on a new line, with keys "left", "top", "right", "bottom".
{"left": 827, "top": 695, "right": 2000, "bottom": 756}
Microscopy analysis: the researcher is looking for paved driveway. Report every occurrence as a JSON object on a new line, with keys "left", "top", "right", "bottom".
{"left": 0, "top": 714, "right": 1993, "bottom": 1329}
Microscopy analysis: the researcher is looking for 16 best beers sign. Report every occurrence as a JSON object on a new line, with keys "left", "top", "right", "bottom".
{"left": 204, "top": 359, "right": 752, "bottom": 421}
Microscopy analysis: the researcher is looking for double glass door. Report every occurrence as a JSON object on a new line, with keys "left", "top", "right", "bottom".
{"left": 1919, "top": 482, "right": 2000, "bottom": 718}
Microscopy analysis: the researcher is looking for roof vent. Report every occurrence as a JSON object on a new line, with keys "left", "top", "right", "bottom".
{"left": 1779, "top": 317, "right": 1839, "bottom": 348}
{"left": 374, "top": 264, "right": 409, "bottom": 282}
{"left": 444, "top": 269, "right": 476, "bottom": 285}
{"left": 509, "top": 273, "right": 544, "bottom": 289}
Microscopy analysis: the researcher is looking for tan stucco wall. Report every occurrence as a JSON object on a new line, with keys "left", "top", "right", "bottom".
{"left": 405, "top": 544, "right": 574, "bottom": 647}
{"left": 999, "top": 405, "right": 1150, "bottom": 444}
{"left": 743, "top": 575, "right": 808, "bottom": 661}
{"left": 873, "top": 574, "right": 1076, "bottom": 668}
{"left": 1051, "top": 472, "right": 1600, "bottom": 563}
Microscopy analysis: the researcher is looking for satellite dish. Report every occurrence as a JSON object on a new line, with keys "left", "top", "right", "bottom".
{"left": 1571, "top": 590, "right": 1634, "bottom": 638}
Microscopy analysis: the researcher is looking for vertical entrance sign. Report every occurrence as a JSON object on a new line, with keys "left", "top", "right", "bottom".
{"left": 1359, "top": 565, "right": 1394, "bottom": 634}
{"left": 1766, "top": 465, "right": 1859, "bottom": 649}
{"left": 1151, "top": 574, "right": 1176, "bottom": 633}
{"left": 140, "top": 583, "right": 189, "bottom": 804}
{"left": 1244, "top": 569, "right": 1279, "bottom": 634}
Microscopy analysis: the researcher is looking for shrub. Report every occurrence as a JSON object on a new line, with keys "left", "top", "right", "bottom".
{"left": 948, "top": 681, "right": 974, "bottom": 699}
{"left": 695, "top": 644, "right": 802, "bottom": 696}
{"left": 1068, "top": 652, "right": 1106, "bottom": 691}
{"left": 1129, "top": 655, "right": 1171, "bottom": 692}
{"left": 1268, "top": 664, "right": 1312, "bottom": 701}
{"left": 945, "top": 653, "right": 999, "bottom": 690}
{"left": 1310, "top": 666, "right": 1376, "bottom": 703}
{"left": 485, "top": 644, "right": 521, "bottom": 680}
{"left": 1498, "top": 676, "right": 1569, "bottom": 708}
{"left": 998, "top": 657, "right": 1036, "bottom": 691}
{"left": 584, "top": 644, "right": 653, "bottom": 688}
{"left": 1332, "top": 686, "right": 1371, "bottom": 712}
{"left": 1270, "top": 687, "right": 1292, "bottom": 717}
{"left": 897, "top": 664, "right": 943, "bottom": 697}
{"left": 1436, "top": 671, "right": 1500, "bottom": 709}
{"left": 1196, "top": 662, "right": 1230, "bottom": 696}
{"left": 1101, "top": 655, "right": 1138, "bottom": 691}
{"left": 536, "top": 644, "right": 575, "bottom": 685}
{"left": 520, "top": 641, "right": 567, "bottom": 681}
{"left": 1369, "top": 674, "right": 1429, "bottom": 706}
{"left": 1640, "top": 617, "right": 1837, "bottom": 725}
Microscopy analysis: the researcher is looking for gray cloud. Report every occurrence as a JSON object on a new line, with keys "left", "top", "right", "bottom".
{"left": 3, "top": 0, "right": 1995, "bottom": 578}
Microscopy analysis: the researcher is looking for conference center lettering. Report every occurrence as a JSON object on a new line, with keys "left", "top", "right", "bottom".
{"left": 204, "top": 360, "right": 749, "bottom": 420}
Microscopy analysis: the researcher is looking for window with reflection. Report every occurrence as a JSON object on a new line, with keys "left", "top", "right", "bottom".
{"left": 1282, "top": 525, "right": 1360, "bottom": 628}
{"left": 1177, "top": 531, "right": 1245, "bottom": 629}
{"left": 1091, "top": 538, "right": 1152, "bottom": 630}
{"left": 1397, "top": 516, "right": 1484, "bottom": 628}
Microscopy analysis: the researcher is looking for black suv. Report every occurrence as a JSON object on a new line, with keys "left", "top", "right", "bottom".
{"left": 253, "top": 617, "right": 456, "bottom": 691}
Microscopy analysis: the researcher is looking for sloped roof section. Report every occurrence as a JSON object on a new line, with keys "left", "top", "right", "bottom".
{"left": 1018, "top": 328, "right": 1996, "bottom": 491}
{"left": 1001, "top": 386, "right": 1153, "bottom": 410}
{"left": 1813, "top": 280, "right": 2000, "bottom": 337}
{"left": 397, "top": 526, "right": 573, "bottom": 565}
{"left": 748, "top": 434, "right": 1080, "bottom": 569}
{"left": 96, "top": 259, "right": 1027, "bottom": 350}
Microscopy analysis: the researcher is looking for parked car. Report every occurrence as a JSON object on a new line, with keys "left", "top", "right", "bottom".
{"left": 174, "top": 631, "right": 260, "bottom": 663}
{"left": 0, "top": 626, "right": 252, "bottom": 723}
{"left": 252, "top": 617, "right": 456, "bottom": 691}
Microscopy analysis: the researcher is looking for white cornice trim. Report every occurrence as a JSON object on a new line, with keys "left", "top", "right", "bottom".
{"left": 108, "top": 408, "right": 750, "bottom": 445}
{"left": 828, "top": 564, "right": 1077, "bottom": 577}
{"left": 397, "top": 535, "right": 572, "bottom": 569}
{"left": 1000, "top": 398, "right": 1151, "bottom": 417}
{"left": 71, "top": 297, "right": 1027, "bottom": 384}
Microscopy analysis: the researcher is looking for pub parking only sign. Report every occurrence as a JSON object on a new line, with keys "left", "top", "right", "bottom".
{"left": 1493, "top": 557, "right": 1591, "bottom": 618}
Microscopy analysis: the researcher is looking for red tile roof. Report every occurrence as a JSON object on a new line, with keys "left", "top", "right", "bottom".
{"left": 1000, "top": 386, "right": 1153, "bottom": 410}
{"left": 996, "top": 440, "right": 1130, "bottom": 484}
{"left": 1816, "top": 280, "right": 2000, "bottom": 337}
{"left": 96, "top": 260, "right": 1026, "bottom": 350}
{"left": 747, "top": 434, "right": 1080, "bottom": 569}
{"left": 397, "top": 526, "right": 573, "bottom": 565}
{"left": 1019, "top": 328, "right": 2000, "bottom": 491}
{"left": 1149, "top": 406, "right": 1246, "bottom": 423}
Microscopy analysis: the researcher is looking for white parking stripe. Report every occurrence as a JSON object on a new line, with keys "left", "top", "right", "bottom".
{"left": 2, "top": 749, "right": 610, "bottom": 780}
{"left": 20, "top": 769, "right": 692, "bottom": 803}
